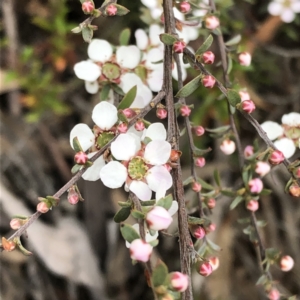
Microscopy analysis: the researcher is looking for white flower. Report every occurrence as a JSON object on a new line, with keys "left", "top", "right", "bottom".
{"left": 82, "top": 152, "right": 106, "bottom": 181}
{"left": 99, "top": 124, "right": 172, "bottom": 201}
{"left": 274, "top": 138, "right": 296, "bottom": 159}
{"left": 261, "top": 121, "right": 284, "bottom": 140}
{"left": 281, "top": 112, "right": 300, "bottom": 127}
{"left": 268, "top": 0, "right": 300, "bottom": 23}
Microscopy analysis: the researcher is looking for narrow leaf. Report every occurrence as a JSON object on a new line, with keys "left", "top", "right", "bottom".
{"left": 229, "top": 195, "right": 244, "bottom": 210}
{"left": 183, "top": 176, "right": 194, "bottom": 186}
{"left": 100, "top": 85, "right": 111, "bottom": 101}
{"left": 118, "top": 85, "right": 137, "bottom": 109}
{"left": 115, "top": 4, "right": 130, "bottom": 16}
{"left": 195, "top": 35, "right": 213, "bottom": 56}
{"left": 151, "top": 260, "right": 169, "bottom": 287}
{"left": 72, "top": 137, "right": 83, "bottom": 153}
{"left": 119, "top": 28, "right": 131, "bottom": 45}
{"left": 225, "top": 34, "right": 241, "bottom": 46}
{"left": 159, "top": 33, "right": 177, "bottom": 45}
{"left": 227, "top": 89, "right": 241, "bottom": 107}
{"left": 175, "top": 74, "right": 202, "bottom": 98}
{"left": 193, "top": 147, "right": 211, "bottom": 156}
{"left": 213, "top": 169, "right": 221, "bottom": 187}
{"left": 188, "top": 216, "right": 205, "bottom": 225}
{"left": 140, "top": 200, "right": 156, "bottom": 206}
{"left": 131, "top": 209, "right": 145, "bottom": 219}
{"left": 114, "top": 207, "right": 131, "bottom": 223}
{"left": 82, "top": 26, "right": 93, "bottom": 43}
{"left": 156, "top": 194, "right": 173, "bottom": 210}
{"left": 197, "top": 178, "right": 214, "bottom": 190}
{"left": 120, "top": 223, "right": 140, "bottom": 242}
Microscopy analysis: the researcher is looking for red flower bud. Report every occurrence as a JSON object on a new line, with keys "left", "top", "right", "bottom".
{"left": 74, "top": 151, "right": 89, "bottom": 165}
{"left": 170, "top": 272, "right": 189, "bottom": 292}
{"left": 173, "top": 41, "right": 186, "bottom": 53}
{"left": 195, "top": 157, "right": 206, "bottom": 167}
{"left": 268, "top": 289, "right": 280, "bottom": 300}
{"left": 241, "top": 100, "right": 256, "bottom": 114}
{"left": 82, "top": 1, "right": 95, "bottom": 14}
{"left": 198, "top": 261, "right": 213, "bottom": 277}
{"left": 122, "top": 108, "right": 136, "bottom": 118}
{"left": 248, "top": 178, "right": 263, "bottom": 194}
{"left": 134, "top": 120, "right": 145, "bottom": 131}
{"left": 117, "top": 122, "right": 128, "bottom": 133}
{"left": 202, "top": 75, "right": 216, "bottom": 88}
{"left": 244, "top": 145, "right": 254, "bottom": 157}
{"left": 37, "top": 202, "right": 50, "bottom": 213}
{"left": 194, "top": 126, "right": 205, "bottom": 136}
{"left": 202, "top": 51, "right": 215, "bottom": 64}
{"left": 192, "top": 182, "right": 202, "bottom": 192}
{"left": 106, "top": 4, "right": 117, "bottom": 16}
{"left": 192, "top": 226, "right": 206, "bottom": 239}
{"left": 1, "top": 237, "right": 16, "bottom": 252}
{"left": 289, "top": 184, "right": 300, "bottom": 197}
{"left": 156, "top": 108, "right": 168, "bottom": 119}
{"left": 280, "top": 255, "right": 294, "bottom": 272}
{"left": 179, "top": 1, "right": 191, "bottom": 13}
{"left": 268, "top": 150, "right": 284, "bottom": 165}
{"left": 10, "top": 218, "right": 22, "bottom": 230}
{"left": 238, "top": 52, "right": 251, "bottom": 67}
{"left": 208, "top": 257, "right": 220, "bottom": 271}
{"left": 205, "top": 16, "right": 220, "bottom": 30}
{"left": 180, "top": 105, "right": 191, "bottom": 117}
{"left": 246, "top": 200, "right": 259, "bottom": 212}
{"left": 130, "top": 239, "right": 153, "bottom": 262}
{"left": 207, "top": 198, "right": 216, "bottom": 209}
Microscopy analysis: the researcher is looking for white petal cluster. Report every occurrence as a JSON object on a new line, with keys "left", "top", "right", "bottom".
{"left": 268, "top": 0, "right": 300, "bottom": 23}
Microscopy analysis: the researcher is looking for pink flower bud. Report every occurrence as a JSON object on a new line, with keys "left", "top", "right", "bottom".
{"left": 268, "top": 289, "right": 280, "bottom": 300}
{"left": 180, "top": 105, "right": 191, "bottom": 117}
{"left": 207, "top": 198, "right": 216, "bottom": 209}
{"left": 220, "top": 139, "right": 236, "bottom": 155}
{"left": 122, "top": 108, "right": 136, "bottom": 118}
{"left": 179, "top": 1, "right": 191, "bottom": 13}
{"left": 130, "top": 239, "right": 153, "bottom": 262}
{"left": 202, "top": 75, "right": 216, "bottom": 88}
{"left": 268, "top": 150, "right": 284, "bottom": 165}
{"left": 195, "top": 157, "right": 206, "bottom": 167}
{"left": 198, "top": 262, "right": 213, "bottom": 277}
{"left": 205, "top": 16, "right": 220, "bottom": 30}
{"left": 239, "top": 90, "right": 250, "bottom": 102}
{"left": 202, "top": 51, "right": 215, "bottom": 64}
{"left": 156, "top": 108, "right": 168, "bottom": 119}
{"left": 194, "top": 126, "right": 205, "bottom": 136}
{"left": 241, "top": 100, "right": 256, "bottom": 114}
{"left": 289, "top": 185, "right": 300, "bottom": 197}
{"left": 248, "top": 178, "right": 263, "bottom": 194}
{"left": 255, "top": 161, "right": 271, "bottom": 177}
{"left": 244, "top": 145, "right": 254, "bottom": 157}
{"left": 238, "top": 52, "right": 252, "bottom": 66}
{"left": 10, "top": 218, "right": 22, "bottom": 230}
{"left": 173, "top": 41, "right": 186, "bottom": 53}
{"left": 37, "top": 202, "right": 50, "bottom": 213}
{"left": 106, "top": 4, "right": 117, "bottom": 16}
{"left": 208, "top": 257, "right": 220, "bottom": 271}
{"left": 280, "top": 255, "right": 294, "bottom": 272}
{"left": 117, "top": 122, "right": 128, "bottom": 133}
{"left": 74, "top": 151, "right": 89, "bottom": 165}
{"left": 170, "top": 272, "right": 189, "bottom": 292}
{"left": 146, "top": 206, "right": 173, "bottom": 231}
{"left": 207, "top": 223, "right": 216, "bottom": 232}
{"left": 68, "top": 188, "right": 80, "bottom": 205}
{"left": 193, "top": 226, "right": 206, "bottom": 239}
{"left": 135, "top": 120, "right": 145, "bottom": 131}
{"left": 192, "top": 182, "right": 202, "bottom": 192}
{"left": 82, "top": 1, "right": 95, "bottom": 14}
{"left": 246, "top": 200, "right": 259, "bottom": 212}
{"left": 295, "top": 167, "right": 300, "bottom": 178}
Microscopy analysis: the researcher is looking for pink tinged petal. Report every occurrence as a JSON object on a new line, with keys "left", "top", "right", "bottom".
{"left": 111, "top": 133, "right": 139, "bottom": 160}
{"left": 291, "top": 1, "right": 300, "bottom": 12}
{"left": 120, "top": 73, "right": 143, "bottom": 93}
{"left": 268, "top": 2, "right": 283, "bottom": 15}
{"left": 129, "top": 180, "right": 152, "bottom": 201}
{"left": 70, "top": 123, "right": 95, "bottom": 151}
{"left": 155, "top": 186, "right": 166, "bottom": 201}
{"left": 274, "top": 138, "right": 296, "bottom": 159}
{"left": 116, "top": 46, "right": 141, "bottom": 69}
{"left": 260, "top": 121, "right": 284, "bottom": 140}
{"left": 281, "top": 8, "right": 295, "bottom": 22}
{"left": 99, "top": 161, "right": 127, "bottom": 188}
{"left": 82, "top": 153, "right": 105, "bottom": 181}
{"left": 74, "top": 61, "right": 101, "bottom": 82}
{"left": 145, "top": 123, "right": 167, "bottom": 141}
{"left": 146, "top": 206, "right": 173, "bottom": 230}
{"left": 168, "top": 201, "right": 178, "bottom": 216}
{"left": 130, "top": 239, "right": 153, "bottom": 262}
{"left": 92, "top": 101, "right": 118, "bottom": 130}
{"left": 281, "top": 112, "right": 300, "bottom": 126}
{"left": 87, "top": 39, "right": 113, "bottom": 62}
{"left": 144, "top": 140, "right": 171, "bottom": 165}
{"left": 146, "top": 166, "right": 173, "bottom": 192}
{"left": 147, "top": 68, "right": 163, "bottom": 92}
{"left": 135, "top": 29, "right": 149, "bottom": 50}
{"left": 84, "top": 81, "right": 99, "bottom": 94}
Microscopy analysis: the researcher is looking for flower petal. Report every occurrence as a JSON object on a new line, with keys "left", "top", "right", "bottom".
{"left": 146, "top": 166, "right": 173, "bottom": 192}
{"left": 129, "top": 180, "right": 152, "bottom": 201}
{"left": 147, "top": 67, "right": 163, "bottom": 92}
{"left": 268, "top": 2, "right": 283, "bottom": 16}
{"left": 274, "top": 138, "right": 296, "bottom": 159}
{"left": 120, "top": 73, "right": 143, "bottom": 93}
{"left": 281, "top": 112, "right": 300, "bottom": 126}
{"left": 74, "top": 61, "right": 101, "bottom": 82}
{"left": 260, "top": 121, "right": 284, "bottom": 140}
{"left": 82, "top": 153, "right": 105, "bottom": 181}
{"left": 145, "top": 123, "right": 167, "bottom": 141}
{"left": 88, "top": 39, "right": 113, "bottom": 62}
{"left": 100, "top": 161, "right": 127, "bottom": 188}
{"left": 172, "top": 62, "right": 187, "bottom": 81}
{"left": 70, "top": 124, "right": 95, "bottom": 151}
{"left": 117, "top": 46, "right": 141, "bottom": 69}
{"left": 135, "top": 29, "right": 149, "bottom": 50}
{"left": 84, "top": 81, "right": 99, "bottom": 94}
{"left": 111, "top": 133, "right": 140, "bottom": 160}
{"left": 144, "top": 140, "right": 171, "bottom": 165}
{"left": 168, "top": 201, "right": 178, "bottom": 216}
{"left": 145, "top": 48, "right": 164, "bottom": 70}
{"left": 92, "top": 101, "right": 118, "bottom": 130}
{"left": 281, "top": 8, "right": 295, "bottom": 22}
{"left": 149, "top": 24, "right": 163, "bottom": 46}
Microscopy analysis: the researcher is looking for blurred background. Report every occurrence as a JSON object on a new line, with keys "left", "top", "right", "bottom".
{"left": 1, "top": 0, "right": 300, "bottom": 299}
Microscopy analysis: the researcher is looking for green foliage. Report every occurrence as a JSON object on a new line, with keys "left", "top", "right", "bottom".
{"left": 118, "top": 85, "right": 137, "bottom": 109}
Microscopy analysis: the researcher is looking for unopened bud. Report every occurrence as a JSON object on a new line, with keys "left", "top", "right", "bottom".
{"left": 248, "top": 178, "right": 263, "bottom": 194}
{"left": 180, "top": 105, "right": 191, "bottom": 117}
{"left": 117, "top": 122, "right": 128, "bottom": 133}
{"left": 206, "top": 223, "right": 216, "bottom": 233}
{"left": 255, "top": 161, "right": 271, "bottom": 177}
{"left": 202, "top": 51, "right": 215, "bottom": 64}
{"left": 239, "top": 90, "right": 250, "bottom": 101}
{"left": 268, "top": 289, "right": 280, "bottom": 300}
{"left": 74, "top": 151, "right": 89, "bottom": 165}
{"left": 192, "top": 182, "right": 202, "bottom": 192}
{"left": 195, "top": 157, "right": 206, "bottom": 167}
{"left": 205, "top": 16, "right": 220, "bottom": 30}
{"left": 192, "top": 226, "right": 206, "bottom": 239}
{"left": 220, "top": 139, "right": 236, "bottom": 155}
{"left": 198, "top": 261, "right": 213, "bottom": 277}
{"left": 146, "top": 206, "right": 173, "bottom": 231}
{"left": 194, "top": 126, "right": 205, "bottom": 136}
{"left": 37, "top": 202, "right": 50, "bottom": 213}
{"left": 173, "top": 41, "right": 186, "bottom": 53}
{"left": 82, "top": 1, "right": 95, "bottom": 14}
{"left": 268, "top": 150, "right": 284, "bottom": 165}
{"left": 207, "top": 198, "right": 216, "bottom": 209}
{"left": 179, "top": 1, "right": 191, "bottom": 13}
{"left": 289, "top": 184, "right": 300, "bottom": 197}
{"left": 10, "top": 218, "right": 22, "bottom": 230}
{"left": 246, "top": 200, "right": 259, "bottom": 212}
{"left": 202, "top": 75, "right": 216, "bottom": 88}
{"left": 208, "top": 257, "right": 219, "bottom": 271}
{"left": 241, "top": 100, "right": 256, "bottom": 114}
{"left": 68, "top": 188, "right": 80, "bottom": 205}
{"left": 244, "top": 145, "right": 254, "bottom": 157}
{"left": 130, "top": 239, "right": 153, "bottom": 262}
{"left": 280, "top": 255, "right": 294, "bottom": 272}
{"left": 295, "top": 167, "right": 300, "bottom": 178}
{"left": 1, "top": 237, "right": 16, "bottom": 252}
{"left": 106, "top": 4, "right": 117, "bottom": 16}
{"left": 156, "top": 108, "right": 168, "bottom": 119}
{"left": 122, "top": 108, "right": 136, "bottom": 118}
{"left": 170, "top": 272, "right": 189, "bottom": 292}
{"left": 238, "top": 52, "right": 251, "bottom": 67}
{"left": 135, "top": 120, "right": 145, "bottom": 131}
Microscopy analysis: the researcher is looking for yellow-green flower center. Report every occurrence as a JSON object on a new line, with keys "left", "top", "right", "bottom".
{"left": 128, "top": 157, "right": 148, "bottom": 180}
{"left": 102, "top": 62, "right": 121, "bottom": 80}
{"left": 96, "top": 132, "right": 115, "bottom": 148}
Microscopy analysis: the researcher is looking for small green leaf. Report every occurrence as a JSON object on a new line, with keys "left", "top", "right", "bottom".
{"left": 120, "top": 223, "right": 140, "bottom": 242}
{"left": 72, "top": 137, "right": 83, "bottom": 153}
{"left": 149, "top": 239, "right": 159, "bottom": 247}
{"left": 265, "top": 248, "right": 281, "bottom": 261}
{"left": 205, "top": 125, "right": 230, "bottom": 134}
{"left": 193, "top": 147, "right": 211, "bottom": 156}
{"left": 229, "top": 195, "right": 244, "bottom": 210}
{"left": 117, "top": 111, "right": 128, "bottom": 124}
{"left": 151, "top": 260, "right": 169, "bottom": 287}
{"left": 227, "top": 89, "right": 241, "bottom": 107}
{"left": 183, "top": 176, "right": 194, "bottom": 186}
{"left": 100, "top": 85, "right": 111, "bottom": 101}
{"left": 256, "top": 274, "right": 268, "bottom": 286}
{"left": 260, "top": 189, "right": 272, "bottom": 196}
{"left": 195, "top": 35, "right": 213, "bottom": 56}
{"left": 225, "top": 34, "right": 241, "bottom": 46}
{"left": 256, "top": 220, "right": 267, "bottom": 227}
{"left": 175, "top": 74, "right": 202, "bottom": 98}
{"left": 237, "top": 217, "right": 250, "bottom": 224}
{"left": 71, "top": 164, "right": 82, "bottom": 174}
{"left": 213, "top": 169, "right": 221, "bottom": 187}
{"left": 242, "top": 169, "right": 250, "bottom": 185}
{"left": 82, "top": 26, "right": 93, "bottom": 43}
{"left": 220, "top": 189, "right": 236, "bottom": 197}
{"left": 118, "top": 85, "right": 137, "bottom": 109}
{"left": 119, "top": 28, "right": 131, "bottom": 45}
{"left": 159, "top": 33, "right": 178, "bottom": 45}
{"left": 197, "top": 178, "right": 214, "bottom": 190}
{"left": 15, "top": 237, "right": 32, "bottom": 256}
{"left": 131, "top": 209, "right": 145, "bottom": 219}
{"left": 188, "top": 216, "right": 205, "bottom": 225}
{"left": 114, "top": 207, "right": 131, "bottom": 223}
{"left": 71, "top": 26, "right": 82, "bottom": 34}
{"left": 156, "top": 194, "right": 173, "bottom": 210}
{"left": 227, "top": 55, "right": 233, "bottom": 75}
{"left": 118, "top": 201, "right": 132, "bottom": 208}
{"left": 206, "top": 238, "right": 221, "bottom": 251}
{"left": 114, "top": 4, "right": 130, "bottom": 16}
{"left": 111, "top": 83, "right": 125, "bottom": 96}
{"left": 140, "top": 200, "right": 156, "bottom": 206}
